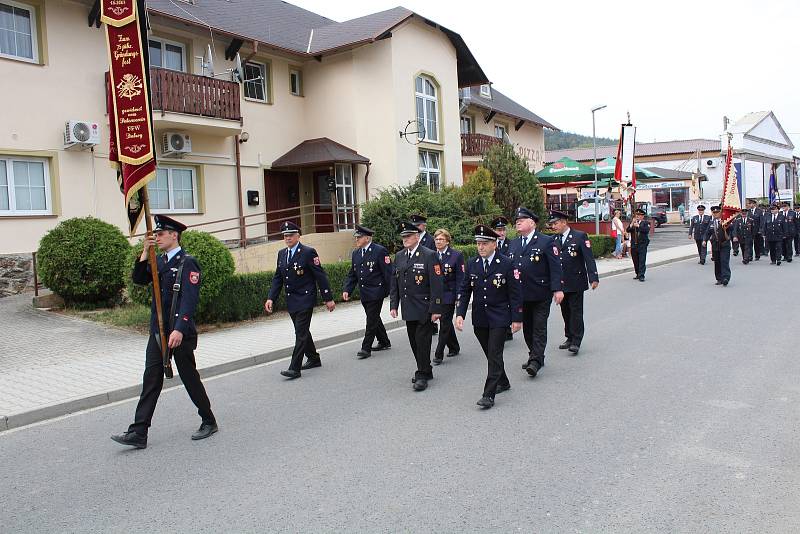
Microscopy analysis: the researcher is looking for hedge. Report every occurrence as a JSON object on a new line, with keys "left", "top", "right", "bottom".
{"left": 38, "top": 217, "right": 131, "bottom": 306}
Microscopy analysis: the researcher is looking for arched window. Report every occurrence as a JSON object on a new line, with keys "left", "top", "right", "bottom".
{"left": 415, "top": 75, "right": 438, "bottom": 142}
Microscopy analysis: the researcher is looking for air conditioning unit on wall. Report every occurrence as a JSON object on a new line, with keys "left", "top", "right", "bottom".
{"left": 162, "top": 132, "right": 192, "bottom": 157}
{"left": 64, "top": 120, "right": 101, "bottom": 148}
{"left": 705, "top": 159, "right": 718, "bottom": 168}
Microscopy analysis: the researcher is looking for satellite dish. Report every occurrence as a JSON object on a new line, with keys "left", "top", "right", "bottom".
{"left": 232, "top": 53, "right": 243, "bottom": 82}
{"left": 203, "top": 44, "right": 214, "bottom": 77}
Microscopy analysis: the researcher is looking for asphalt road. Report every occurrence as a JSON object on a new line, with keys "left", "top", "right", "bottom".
{"left": 2, "top": 257, "right": 799, "bottom": 533}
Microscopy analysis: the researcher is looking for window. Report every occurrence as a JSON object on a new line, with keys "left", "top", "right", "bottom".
{"left": 335, "top": 163, "right": 355, "bottom": 229}
{"left": 0, "top": 156, "right": 50, "bottom": 215}
{"left": 494, "top": 124, "right": 507, "bottom": 140}
{"left": 148, "top": 167, "right": 198, "bottom": 213}
{"left": 415, "top": 75, "right": 438, "bottom": 142}
{"left": 418, "top": 150, "right": 441, "bottom": 192}
{"left": 243, "top": 61, "right": 268, "bottom": 102}
{"left": 653, "top": 187, "right": 688, "bottom": 211}
{"left": 148, "top": 38, "right": 185, "bottom": 71}
{"left": 459, "top": 87, "right": 471, "bottom": 100}
{"left": 479, "top": 84, "right": 491, "bottom": 98}
{"left": 289, "top": 68, "right": 302, "bottom": 96}
{"left": 0, "top": 0, "right": 38, "bottom": 63}
{"left": 460, "top": 116, "right": 472, "bottom": 135}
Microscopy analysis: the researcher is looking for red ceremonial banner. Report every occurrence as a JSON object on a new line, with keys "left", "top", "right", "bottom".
{"left": 720, "top": 139, "right": 741, "bottom": 226}
{"left": 103, "top": 0, "right": 154, "bottom": 166}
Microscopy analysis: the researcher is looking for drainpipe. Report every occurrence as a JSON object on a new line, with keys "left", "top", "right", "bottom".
{"left": 234, "top": 134, "right": 246, "bottom": 247}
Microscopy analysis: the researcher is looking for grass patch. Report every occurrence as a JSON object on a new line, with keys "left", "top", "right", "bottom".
{"left": 65, "top": 303, "right": 151, "bottom": 333}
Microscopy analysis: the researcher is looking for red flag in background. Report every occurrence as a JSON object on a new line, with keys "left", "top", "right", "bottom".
{"left": 720, "top": 138, "right": 741, "bottom": 226}
{"left": 103, "top": 0, "right": 156, "bottom": 235}
{"left": 614, "top": 123, "right": 637, "bottom": 191}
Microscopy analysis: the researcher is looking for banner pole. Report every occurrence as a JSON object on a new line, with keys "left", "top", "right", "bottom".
{"left": 142, "top": 188, "right": 173, "bottom": 379}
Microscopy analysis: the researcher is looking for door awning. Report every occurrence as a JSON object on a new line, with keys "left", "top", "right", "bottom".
{"left": 272, "top": 137, "right": 370, "bottom": 168}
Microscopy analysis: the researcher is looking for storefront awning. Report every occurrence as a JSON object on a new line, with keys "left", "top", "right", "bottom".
{"left": 272, "top": 137, "right": 370, "bottom": 168}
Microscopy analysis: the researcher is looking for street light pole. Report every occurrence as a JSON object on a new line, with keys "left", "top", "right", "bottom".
{"left": 591, "top": 105, "right": 607, "bottom": 234}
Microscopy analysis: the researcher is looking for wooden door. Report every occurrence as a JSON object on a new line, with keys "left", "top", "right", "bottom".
{"left": 264, "top": 170, "right": 300, "bottom": 239}
{"left": 313, "top": 170, "right": 334, "bottom": 233}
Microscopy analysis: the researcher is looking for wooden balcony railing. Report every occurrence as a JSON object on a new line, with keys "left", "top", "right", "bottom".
{"left": 461, "top": 133, "right": 502, "bottom": 156}
{"left": 149, "top": 67, "right": 241, "bottom": 121}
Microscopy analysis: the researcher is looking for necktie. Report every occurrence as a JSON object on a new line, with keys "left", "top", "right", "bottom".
{"left": 287, "top": 248, "right": 293, "bottom": 262}
{"left": 522, "top": 236, "right": 527, "bottom": 249}
{"left": 483, "top": 258, "right": 488, "bottom": 273}
{"left": 361, "top": 248, "right": 365, "bottom": 258}
{"left": 559, "top": 234, "right": 564, "bottom": 247}
{"left": 438, "top": 251, "right": 443, "bottom": 262}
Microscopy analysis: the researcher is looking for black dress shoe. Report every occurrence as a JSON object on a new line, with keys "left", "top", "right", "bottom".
{"left": 633, "top": 275, "right": 640, "bottom": 279}
{"left": 558, "top": 340, "right": 571, "bottom": 350}
{"left": 371, "top": 343, "right": 391, "bottom": 351}
{"left": 722, "top": 280, "right": 729, "bottom": 286}
{"left": 777, "top": 261, "right": 782, "bottom": 266}
{"left": 432, "top": 357, "right": 443, "bottom": 366}
{"left": 446, "top": 350, "right": 459, "bottom": 358}
{"left": 568, "top": 344, "right": 580, "bottom": 354}
{"left": 715, "top": 281, "right": 722, "bottom": 285}
{"left": 301, "top": 358, "right": 321, "bottom": 370}
{"left": 700, "top": 261, "right": 705, "bottom": 265}
{"left": 191, "top": 422, "right": 218, "bottom": 441}
{"left": 280, "top": 369, "right": 301, "bottom": 379}
{"left": 525, "top": 361, "right": 540, "bottom": 377}
{"left": 495, "top": 383, "right": 511, "bottom": 394}
{"left": 357, "top": 350, "right": 371, "bottom": 359}
{"left": 476, "top": 396, "right": 494, "bottom": 408}
{"left": 639, "top": 276, "right": 645, "bottom": 282}
{"left": 413, "top": 377, "right": 428, "bottom": 391}
{"left": 771, "top": 261, "right": 776, "bottom": 264}
{"left": 111, "top": 431, "right": 147, "bottom": 449}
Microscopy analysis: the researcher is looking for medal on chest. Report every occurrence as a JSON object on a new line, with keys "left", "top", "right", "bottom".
{"left": 492, "top": 273, "right": 505, "bottom": 288}
{"left": 293, "top": 262, "right": 304, "bottom": 276}
{"left": 415, "top": 274, "right": 424, "bottom": 285}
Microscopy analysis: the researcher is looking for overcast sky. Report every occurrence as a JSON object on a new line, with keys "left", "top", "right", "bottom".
{"left": 294, "top": 0, "right": 799, "bottom": 149}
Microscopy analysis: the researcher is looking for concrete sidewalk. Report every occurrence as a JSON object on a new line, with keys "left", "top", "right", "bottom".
{"left": 0, "top": 243, "right": 696, "bottom": 431}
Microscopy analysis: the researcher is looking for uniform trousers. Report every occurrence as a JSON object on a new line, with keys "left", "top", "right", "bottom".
{"left": 434, "top": 304, "right": 460, "bottom": 357}
{"left": 754, "top": 235, "right": 764, "bottom": 259}
{"left": 360, "top": 299, "right": 390, "bottom": 351}
{"left": 560, "top": 291, "right": 585, "bottom": 346}
{"left": 738, "top": 238, "right": 753, "bottom": 262}
{"left": 130, "top": 334, "right": 215, "bottom": 436}
{"left": 782, "top": 237, "right": 794, "bottom": 260}
{"left": 631, "top": 245, "right": 648, "bottom": 277}
{"left": 474, "top": 327, "right": 509, "bottom": 398}
{"left": 405, "top": 318, "right": 434, "bottom": 379}
{"left": 711, "top": 245, "right": 731, "bottom": 282}
{"left": 732, "top": 238, "right": 740, "bottom": 255}
{"left": 767, "top": 240, "right": 783, "bottom": 263}
{"left": 288, "top": 307, "right": 319, "bottom": 372}
{"left": 694, "top": 239, "right": 707, "bottom": 262}
{"left": 522, "top": 299, "right": 551, "bottom": 367}
{"left": 794, "top": 233, "right": 800, "bottom": 255}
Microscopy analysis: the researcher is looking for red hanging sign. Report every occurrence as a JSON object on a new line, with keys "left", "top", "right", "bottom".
{"left": 102, "top": 0, "right": 154, "bottom": 166}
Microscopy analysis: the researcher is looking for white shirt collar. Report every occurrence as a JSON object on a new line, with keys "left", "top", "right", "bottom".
{"left": 407, "top": 243, "right": 420, "bottom": 257}
{"left": 165, "top": 246, "right": 182, "bottom": 262}
{"left": 561, "top": 227, "right": 571, "bottom": 239}
{"left": 288, "top": 243, "right": 300, "bottom": 256}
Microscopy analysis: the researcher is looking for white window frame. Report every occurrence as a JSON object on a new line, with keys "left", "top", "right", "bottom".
{"left": 494, "top": 123, "right": 507, "bottom": 140}
{"left": 460, "top": 115, "right": 473, "bottom": 135}
{"left": 243, "top": 60, "right": 269, "bottom": 103}
{"left": 415, "top": 75, "right": 439, "bottom": 143}
{"left": 418, "top": 149, "right": 441, "bottom": 192}
{"left": 148, "top": 166, "right": 199, "bottom": 214}
{"left": 147, "top": 36, "right": 186, "bottom": 72}
{"left": 289, "top": 68, "right": 302, "bottom": 96}
{"left": 334, "top": 163, "right": 355, "bottom": 229}
{"left": 0, "top": 0, "right": 39, "bottom": 64}
{"left": 479, "top": 84, "right": 491, "bottom": 98}
{"left": 0, "top": 156, "right": 51, "bottom": 216}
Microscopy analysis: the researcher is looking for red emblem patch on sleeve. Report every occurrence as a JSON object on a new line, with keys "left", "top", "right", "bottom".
{"left": 461, "top": 264, "right": 465, "bottom": 272}
{"left": 313, "top": 256, "right": 321, "bottom": 266}
{"left": 182, "top": 315, "right": 189, "bottom": 321}
{"left": 384, "top": 256, "right": 391, "bottom": 264}
{"left": 189, "top": 271, "right": 200, "bottom": 284}
{"left": 552, "top": 246, "right": 559, "bottom": 256}
{"left": 513, "top": 269, "right": 520, "bottom": 280}
{"left": 434, "top": 264, "right": 442, "bottom": 275}
{"left": 585, "top": 240, "right": 592, "bottom": 248}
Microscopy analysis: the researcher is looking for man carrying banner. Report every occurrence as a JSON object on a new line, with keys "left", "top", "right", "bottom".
{"left": 112, "top": 216, "right": 218, "bottom": 448}
{"left": 626, "top": 209, "right": 650, "bottom": 282}
{"left": 702, "top": 206, "right": 732, "bottom": 286}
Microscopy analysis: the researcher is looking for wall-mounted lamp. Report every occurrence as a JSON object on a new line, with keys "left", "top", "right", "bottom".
{"left": 239, "top": 131, "right": 250, "bottom": 143}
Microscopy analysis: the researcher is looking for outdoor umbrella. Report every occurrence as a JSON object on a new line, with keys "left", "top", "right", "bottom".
{"left": 535, "top": 157, "right": 597, "bottom": 183}
{"left": 591, "top": 157, "right": 662, "bottom": 179}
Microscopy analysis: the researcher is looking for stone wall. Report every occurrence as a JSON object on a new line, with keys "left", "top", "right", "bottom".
{"left": 0, "top": 254, "right": 34, "bottom": 298}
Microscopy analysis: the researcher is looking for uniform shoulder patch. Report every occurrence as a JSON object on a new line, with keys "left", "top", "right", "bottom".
{"left": 384, "top": 256, "right": 391, "bottom": 264}
{"left": 585, "top": 240, "right": 592, "bottom": 248}
{"left": 461, "top": 263, "right": 465, "bottom": 272}
{"left": 434, "top": 264, "right": 442, "bottom": 275}
{"left": 513, "top": 269, "right": 520, "bottom": 280}
{"left": 189, "top": 271, "right": 200, "bottom": 284}
{"left": 313, "top": 256, "right": 321, "bottom": 266}
{"left": 552, "top": 246, "right": 559, "bottom": 256}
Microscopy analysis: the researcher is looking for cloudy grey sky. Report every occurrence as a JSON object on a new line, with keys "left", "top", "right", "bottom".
{"left": 294, "top": 0, "right": 799, "bottom": 148}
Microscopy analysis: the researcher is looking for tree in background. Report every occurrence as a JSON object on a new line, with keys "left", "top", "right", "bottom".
{"left": 482, "top": 143, "right": 546, "bottom": 225}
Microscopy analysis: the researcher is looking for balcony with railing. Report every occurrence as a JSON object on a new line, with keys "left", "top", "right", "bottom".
{"left": 149, "top": 67, "right": 242, "bottom": 135}
{"left": 461, "top": 133, "right": 502, "bottom": 157}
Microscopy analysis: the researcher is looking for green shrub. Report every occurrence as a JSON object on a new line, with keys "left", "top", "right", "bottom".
{"left": 37, "top": 217, "right": 131, "bottom": 306}
{"left": 127, "top": 230, "right": 235, "bottom": 321}
{"left": 481, "top": 144, "right": 546, "bottom": 224}
{"left": 588, "top": 234, "right": 614, "bottom": 257}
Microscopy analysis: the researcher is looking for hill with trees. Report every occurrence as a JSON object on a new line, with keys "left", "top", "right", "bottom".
{"left": 545, "top": 130, "right": 617, "bottom": 151}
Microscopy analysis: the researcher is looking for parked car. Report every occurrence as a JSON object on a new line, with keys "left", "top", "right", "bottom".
{"left": 650, "top": 204, "right": 668, "bottom": 227}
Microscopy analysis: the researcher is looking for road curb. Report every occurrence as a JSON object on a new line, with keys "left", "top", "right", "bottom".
{"left": 1, "top": 318, "right": 405, "bottom": 432}
{"left": 2, "top": 253, "right": 694, "bottom": 432}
